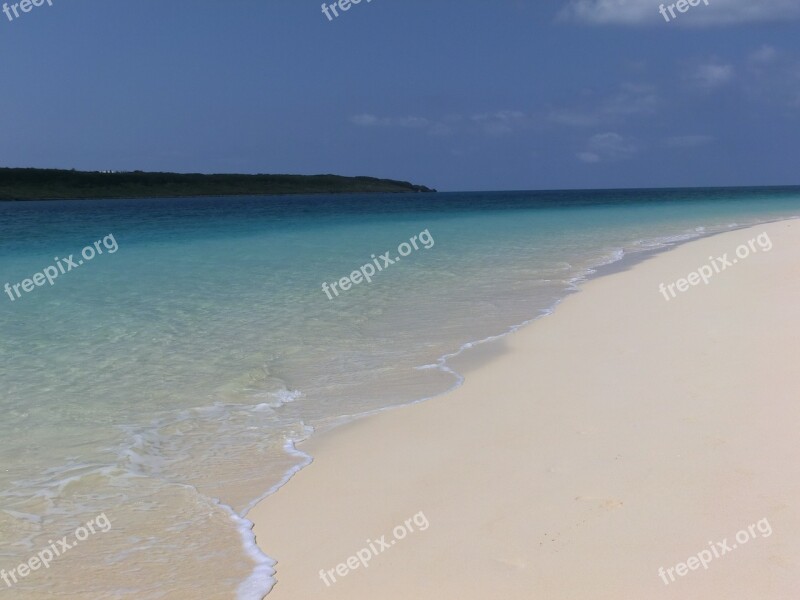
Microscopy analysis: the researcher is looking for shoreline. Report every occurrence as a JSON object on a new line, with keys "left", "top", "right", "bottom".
{"left": 248, "top": 219, "right": 800, "bottom": 598}
{"left": 241, "top": 215, "right": 795, "bottom": 522}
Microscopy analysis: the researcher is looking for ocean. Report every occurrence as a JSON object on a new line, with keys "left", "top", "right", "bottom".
{"left": 1, "top": 187, "right": 798, "bottom": 598}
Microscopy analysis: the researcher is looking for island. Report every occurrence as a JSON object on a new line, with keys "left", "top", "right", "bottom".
{"left": 0, "top": 168, "right": 436, "bottom": 200}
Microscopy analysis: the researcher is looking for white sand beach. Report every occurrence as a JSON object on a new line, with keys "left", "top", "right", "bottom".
{"left": 250, "top": 220, "right": 800, "bottom": 599}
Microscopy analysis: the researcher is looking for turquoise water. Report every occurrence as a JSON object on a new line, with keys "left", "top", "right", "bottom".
{"left": 1, "top": 188, "right": 799, "bottom": 598}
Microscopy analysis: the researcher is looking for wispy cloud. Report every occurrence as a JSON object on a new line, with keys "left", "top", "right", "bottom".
{"left": 603, "top": 83, "right": 659, "bottom": 115}
{"left": 469, "top": 110, "right": 531, "bottom": 135}
{"left": 548, "top": 82, "right": 658, "bottom": 128}
{"left": 559, "top": 0, "right": 800, "bottom": 26}
{"left": 577, "top": 132, "right": 638, "bottom": 162}
{"left": 665, "top": 134, "right": 714, "bottom": 147}
{"left": 748, "top": 45, "right": 778, "bottom": 65}
{"left": 691, "top": 63, "right": 735, "bottom": 90}
{"left": 559, "top": 0, "right": 655, "bottom": 25}
{"left": 349, "top": 111, "right": 535, "bottom": 136}
{"left": 740, "top": 46, "right": 800, "bottom": 111}
{"left": 548, "top": 109, "right": 601, "bottom": 127}
{"left": 349, "top": 114, "right": 431, "bottom": 128}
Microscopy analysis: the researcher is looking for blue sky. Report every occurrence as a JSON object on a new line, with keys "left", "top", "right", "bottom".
{"left": 0, "top": 0, "right": 798, "bottom": 191}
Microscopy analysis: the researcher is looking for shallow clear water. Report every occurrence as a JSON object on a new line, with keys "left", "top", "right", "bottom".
{"left": 1, "top": 188, "right": 799, "bottom": 598}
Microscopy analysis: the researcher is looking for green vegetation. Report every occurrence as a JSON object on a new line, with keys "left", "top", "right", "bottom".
{"left": 0, "top": 168, "right": 436, "bottom": 200}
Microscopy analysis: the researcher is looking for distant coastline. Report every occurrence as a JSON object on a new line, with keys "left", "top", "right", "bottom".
{"left": 0, "top": 168, "right": 436, "bottom": 201}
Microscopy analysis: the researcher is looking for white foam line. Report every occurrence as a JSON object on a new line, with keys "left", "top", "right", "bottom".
{"left": 237, "top": 433, "right": 313, "bottom": 600}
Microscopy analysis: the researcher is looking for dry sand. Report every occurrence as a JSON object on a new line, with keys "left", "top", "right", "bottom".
{"left": 250, "top": 220, "right": 800, "bottom": 599}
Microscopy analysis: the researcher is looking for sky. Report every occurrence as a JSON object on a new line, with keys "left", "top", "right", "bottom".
{"left": 0, "top": 0, "right": 798, "bottom": 192}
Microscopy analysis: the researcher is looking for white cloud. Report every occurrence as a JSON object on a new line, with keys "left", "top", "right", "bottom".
{"left": 349, "top": 114, "right": 430, "bottom": 128}
{"left": 559, "top": 0, "right": 800, "bottom": 26}
{"left": 603, "top": 83, "right": 659, "bottom": 115}
{"left": 691, "top": 63, "right": 735, "bottom": 89}
{"left": 577, "top": 132, "right": 638, "bottom": 162}
{"left": 748, "top": 45, "right": 778, "bottom": 65}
